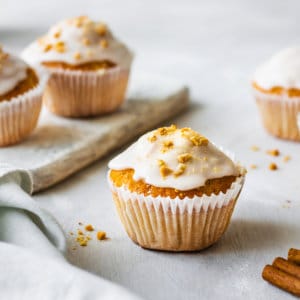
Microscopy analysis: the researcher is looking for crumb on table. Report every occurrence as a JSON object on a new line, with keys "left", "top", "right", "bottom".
{"left": 269, "top": 163, "right": 278, "bottom": 171}
{"left": 97, "top": 231, "right": 106, "bottom": 240}
{"left": 251, "top": 145, "right": 260, "bottom": 151}
{"left": 266, "top": 149, "right": 280, "bottom": 156}
{"left": 85, "top": 224, "right": 94, "bottom": 231}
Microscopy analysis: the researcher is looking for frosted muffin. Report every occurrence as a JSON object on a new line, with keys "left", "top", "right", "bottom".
{"left": 108, "top": 125, "right": 246, "bottom": 251}
{"left": 22, "top": 16, "right": 133, "bottom": 117}
{"left": 0, "top": 47, "right": 43, "bottom": 146}
{"left": 253, "top": 47, "right": 300, "bottom": 141}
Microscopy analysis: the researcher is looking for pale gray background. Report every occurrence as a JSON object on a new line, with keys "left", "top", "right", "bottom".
{"left": 1, "top": 1, "right": 300, "bottom": 299}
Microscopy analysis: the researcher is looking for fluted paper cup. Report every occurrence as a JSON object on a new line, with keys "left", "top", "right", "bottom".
{"left": 108, "top": 169, "right": 245, "bottom": 252}
{"left": 43, "top": 67, "right": 130, "bottom": 118}
{"left": 0, "top": 78, "right": 46, "bottom": 146}
{"left": 254, "top": 89, "right": 300, "bottom": 141}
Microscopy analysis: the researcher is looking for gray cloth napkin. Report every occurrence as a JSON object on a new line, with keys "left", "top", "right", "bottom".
{"left": 0, "top": 164, "right": 141, "bottom": 300}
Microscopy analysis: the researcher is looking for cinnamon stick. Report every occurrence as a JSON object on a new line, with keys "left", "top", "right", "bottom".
{"left": 262, "top": 265, "right": 300, "bottom": 297}
{"left": 273, "top": 257, "right": 300, "bottom": 280}
{"left": 288, "top": 248, "right": 300, "bottom": 265}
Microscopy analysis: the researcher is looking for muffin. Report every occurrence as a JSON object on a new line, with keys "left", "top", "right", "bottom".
{"left": 108, "top": 125, "right": 246, "bottom": 251}
{"left": 253, "top": 47, "right": 300, "bottom": 141}
{"left": 22, "top": 16, "right": 133, "bottom": 117}
{"left": 0, "top": 46, "right": 44, "bottom": 146}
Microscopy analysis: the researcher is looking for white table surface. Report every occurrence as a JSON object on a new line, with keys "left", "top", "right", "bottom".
{"left": 1, "top": 0, "right": 300, "bottom": 299}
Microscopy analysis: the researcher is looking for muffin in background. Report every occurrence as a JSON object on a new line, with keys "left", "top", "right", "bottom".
{"left": 22, "top": 16, "right": 133, "bottom": 117}
{"left": 108, "top": 125, "right": 246, "bottom": 252}
{"left": 0, "top": 46, "right": 44, "bottom": 146}
{"left": 253, "top": 47, "right": 300, "bottom": 141}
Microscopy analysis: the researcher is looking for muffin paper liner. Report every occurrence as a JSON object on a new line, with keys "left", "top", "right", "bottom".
{"left": 43, "top": 67, "right": 130, "bottom": 117}
{"left": 108, "top": 167, "right": 245, "bottom": 252}
{"left": 254, "top": 89, "right": 300, "bottom": 141}
{"left": 0, "top": 77, "right": 46, "bottom": 146}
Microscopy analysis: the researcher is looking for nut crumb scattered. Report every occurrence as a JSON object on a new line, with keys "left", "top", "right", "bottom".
{"left": 266, "top": 149, "right": 280, "bottom": 156}
{"left": 73, "top": 222, "right": 109, "bottom": 247}
{"left": 85, "top": 224, "right": 94, "bottom": 231}
{"left": 283, "top": 155, "right": 291, "bottom": 162}
{"left": 251, "top": 145, "right": 260, "bottom": 152}
{"left": 249, "top": 164, "right": 257, "bottom": 169}
{"left": 97, "top": 231, "right": 106, "bottom": 240}
{"left": 269, "top": 163, "right": 278, "bottom": 171}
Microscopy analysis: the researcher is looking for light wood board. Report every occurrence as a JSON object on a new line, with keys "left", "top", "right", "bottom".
{"left": 0, "top": 73, "right": 189, "bottom": 193}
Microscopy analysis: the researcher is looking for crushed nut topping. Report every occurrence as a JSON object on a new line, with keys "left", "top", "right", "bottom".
{"left": 156, "top": 124, "right": 177, "bottom": 136}
{"left": 157, "top": 159, "right": 165, "bottom": 167}
{"left": 180, "top": 127, "right": 208, "bottom": 146}
{"left": 43, "top": 44, "right": 52, "bottom": 52}
{"left": 158, "top": 160, "right": 173, "bottom": 178}
{"left": 54, "top": 41, "right": 66, "bottom": 53}
{"left": 160, "top": 166, "right": 173, "bottom": 178}
{"left": 100, "top": 39, "right": 108, "bottom": 48}
{"left": 177, "top": 153, "right": 192, "bottom": 163}
{"left": 53, "top": 30, "right": 61, "bottom": 39}
{"left": 161, "top": 140, "right": 174, "bottom": 153}
{"left": 95, "top": 23, "right": 107, "bottom": 36}
{"left": 174, "top": 163, "right": 186, "bottom": 177}
{"left": 148, "top": 134, "right": 157, "bottom": 143}
{"left": 72, "top": 15, "right": 90, "bottom": 28}
{"left": 73, "top": 51, "right": 81, "bottom": 60}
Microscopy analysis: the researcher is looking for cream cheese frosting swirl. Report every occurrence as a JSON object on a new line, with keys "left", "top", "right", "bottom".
{"left": 21, "top": 16, "right": 133, "bottom": 69}
{"left": 108, "top": 125, "right": 240, "bottom": 191}
{"left": 0, "top": 47, "right": 28, "bottom": 96}
{"left": 253, "top": 47, "right": 300, "bottom": 89}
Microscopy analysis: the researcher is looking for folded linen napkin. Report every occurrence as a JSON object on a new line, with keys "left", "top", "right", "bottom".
{"left": 0, "top": 164, "right": 141, "bottom": 300}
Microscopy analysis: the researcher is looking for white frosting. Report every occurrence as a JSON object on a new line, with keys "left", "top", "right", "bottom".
{"left": 108, "top": 127, "right": 240, "bottom": 191}
{"left": 253, "top": 47, "right": 300, "bottom": 89}
{"left": 0, "top": 52, "right": 28, "bottom": 96}
{"left": 21, "top": 16, "right": 133, "bottom": 69}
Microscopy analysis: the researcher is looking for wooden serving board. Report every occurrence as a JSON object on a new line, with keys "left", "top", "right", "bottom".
{"left": 1, "top": 72, "right": 189, "bottom": 193}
